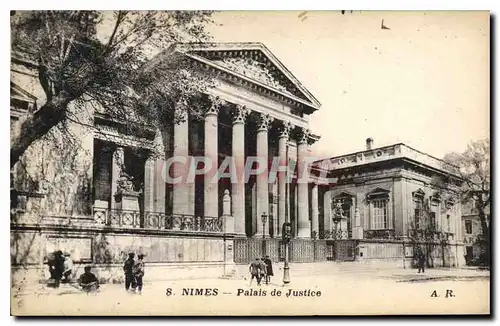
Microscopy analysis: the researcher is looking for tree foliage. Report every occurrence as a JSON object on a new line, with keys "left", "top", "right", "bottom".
{"left": 443, "top": 138, "right": 490, "bottom": 265}
{"left": 10, "top": 10, "right": 216, "bottom": 168}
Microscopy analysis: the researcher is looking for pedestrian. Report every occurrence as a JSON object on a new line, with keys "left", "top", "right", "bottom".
{"left": 62, "top": 253, "right": 73, "bottom": 283}
{"left": 78, "top": 266, "right": 100, "bottom": 294}
{"left": 416, "top": 247, "right": 426, "bottom": 273}
{"left": 133, "top": 254, "right": 145, "bottom": 295}
{"left": 263, "top": 255, "right": 274, "bottom": 285}
{"left": 249, "top": 258, "right": 262, "bottom": 286}
{"left": 259, "top": 257, "right": 267, "bottom": 285}
{"left": 123, "top": 252, "right": 136, "bottom": 291}
{"left": 52, "top": 250, "right": 65, "bottom": 288}
{"left": 46, "top": 251, "right": 57, "bottom": 286}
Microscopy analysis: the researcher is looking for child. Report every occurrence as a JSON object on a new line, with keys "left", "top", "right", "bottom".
{"left": 62, "top": 253, "right": 73, "bottom": 283}
{"left": 133, "top": 254, "right": 145, "bottom": 294}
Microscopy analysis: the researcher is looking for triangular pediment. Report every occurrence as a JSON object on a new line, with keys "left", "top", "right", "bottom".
{"left": 172, "top": 43, "right": 321, "bottom": 111}
{"left": 367, "top": 187, "right": 390, "bottom": 199}
{"left": 333, "top": 191, "right": 355, "bottom": 199}
{"left": 412, "top": 188, "right": 426, "bottom": 198}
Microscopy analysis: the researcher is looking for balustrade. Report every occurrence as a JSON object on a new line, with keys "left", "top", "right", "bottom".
{"left": 321, "top": 229, "right": 351, "bottom": 240}
{"left": 92, "top": 207, "right": 223, "bottom": 233}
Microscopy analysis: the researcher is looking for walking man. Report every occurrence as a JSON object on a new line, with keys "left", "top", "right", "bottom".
{"left": 133, "top": 254, "right": 145, "bottom": 295}
{"left": 249, "top": 258, "right": 262, "bottom": 286}
{"left": 263, "top": 255, "right": 274, "bottom": 285}
{"left": 123, "top": 252, "right": 136, "bottom": 291}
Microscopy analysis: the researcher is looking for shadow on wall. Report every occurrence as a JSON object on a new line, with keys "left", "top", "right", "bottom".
{"left": 93, "top": 234, "right": 143, "bottom": 284}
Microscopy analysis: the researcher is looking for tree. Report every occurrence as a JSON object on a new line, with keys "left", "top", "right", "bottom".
{"left": 407, "top": 197, "right": 454, "bottom": 268}
{"left": 10, "top": 10, "right": 216, "bottom": 169}
{"left": 444, "top": 138, "right": 490, "bottom": 266}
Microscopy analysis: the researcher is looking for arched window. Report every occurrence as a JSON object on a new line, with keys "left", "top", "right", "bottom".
{"left": 331, "top": 192, "right": 355, "bottom": 238}
{"left": 412, "top": 189, "right": 425, "bottom": 229}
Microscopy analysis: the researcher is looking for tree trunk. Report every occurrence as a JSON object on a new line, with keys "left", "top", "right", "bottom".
{"left": 477, "top": 205, "right": 490, "bottom": 265}
{"left": 10, "top": 91, "right": 74, "bottom": 169}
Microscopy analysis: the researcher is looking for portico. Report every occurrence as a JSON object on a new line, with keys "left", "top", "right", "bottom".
{"left": 89, "top": 42, "right": 322, "bottom": 240}
{"left": 11, "top": 42, "right": 324, "bottom": 280}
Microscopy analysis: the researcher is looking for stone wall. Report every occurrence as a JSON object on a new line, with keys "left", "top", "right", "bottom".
{"left": 11, "top": 225, "right": 228, "bottom": 285}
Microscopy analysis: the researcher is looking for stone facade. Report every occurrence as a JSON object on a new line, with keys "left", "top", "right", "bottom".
{"left": 313, "top": 139, "right": 466, "bottom": 267}
{"left": 10, "top": 42, "right": 324, "bottom": 281}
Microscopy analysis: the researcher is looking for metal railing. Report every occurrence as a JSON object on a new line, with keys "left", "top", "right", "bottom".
{"left": 92, "top": 207, "right": 223, "bottom": 233}
{"left": 363, "top": 229, "right": 396, "bottom": 240}
{"left": 320, "top": 229, "right": 352, "bottom": 239}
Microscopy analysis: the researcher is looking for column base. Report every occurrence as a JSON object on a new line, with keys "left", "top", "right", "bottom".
{"left": 297, "top": 229, "right": 311, "bottom": 239}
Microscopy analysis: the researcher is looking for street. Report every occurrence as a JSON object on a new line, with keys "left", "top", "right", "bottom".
{"left": 12, "top": 267, "right": 490, "bottom": 316}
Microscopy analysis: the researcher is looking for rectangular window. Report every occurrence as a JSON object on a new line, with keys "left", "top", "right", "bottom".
{"left": 447, "top": 215, "right": 451, "bottom": 232}
{"left": 414, "top": 199, "right": 424, "bottom": 229}
{"left": 371, "top": 199, "right": 388, "bottom": 230}
{"left": 429, "top": 212, "right": 436, "bottom": 230}
{"left": 465, "top": 220, "right": 472, "bottom": 234}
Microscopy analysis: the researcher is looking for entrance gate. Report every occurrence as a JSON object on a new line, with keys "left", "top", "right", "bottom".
{"left": 326, "top": 239, "right": 357, "bottom": 261}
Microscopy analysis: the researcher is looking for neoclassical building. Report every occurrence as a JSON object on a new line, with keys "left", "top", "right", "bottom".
{"left": 11, "top": 42, "right": 469, "bottom": 284}
{"left": 90, "top": 42, "right": 323, "bottom": 239}
{"left": 313, "top": 138, "right": 466, "bottom": 267}
{"left": 11, "top": 42, "right": 327, "bottom": 281}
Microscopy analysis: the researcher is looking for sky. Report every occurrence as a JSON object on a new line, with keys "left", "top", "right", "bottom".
{"left": 207, "top": 11, "right": 490, "bottom": 160}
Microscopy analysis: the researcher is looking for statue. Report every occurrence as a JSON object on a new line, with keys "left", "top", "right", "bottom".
{"left": 332, "top": 200, "right": 345, "bottom": 219}
{"left": 117, "top": 170, "right": 136, "bottom": 194}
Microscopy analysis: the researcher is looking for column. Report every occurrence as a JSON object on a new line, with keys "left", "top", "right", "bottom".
{"left": 277, "top": 121, "right": 292, "bottom": 237}
{"left": 255, "top": 113, "right": 274, "bottom": 237}
{"left": 311, "top": 183, "right": 319, "bottom": 238}
{"left": 143, "top": 154, "right": 155, "bottom": 213}
{"left": 111, "top": 146, "right": 124, "bottom": 210}
{"left": 323, "top": 190, "right": 332, "bottom": 237}
{"left": 204, "top": 96, "right": 221, "bottom": 218}
{"left": 297, "top": 128, "right": 311, "bottom": 238}
{"left": 231, "top": 104, "right": 248, "bottom": 237}
{"left": 172, "top": 105, "right": 190, "bottom": 215}
{"left": 152, "top": 130, "right": 166, "bottom": 214}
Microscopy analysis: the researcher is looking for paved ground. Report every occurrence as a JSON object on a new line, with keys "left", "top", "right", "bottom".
{"left": 11, "top": 267, "right": 489, "bottom": 316}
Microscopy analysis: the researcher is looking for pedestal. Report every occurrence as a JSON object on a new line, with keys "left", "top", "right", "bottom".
{"left": 115, "top": 191, "right": 140, "bottom": 212}
{"left": 352, "top": 227, "right": 364, "bottom": 240}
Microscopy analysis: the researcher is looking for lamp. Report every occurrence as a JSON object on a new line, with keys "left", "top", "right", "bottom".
{"left": 261, "top": 212, "right": 268, "bottom": 256}
{"left": 261, "top": 212, "right": 268, "bottom": 239}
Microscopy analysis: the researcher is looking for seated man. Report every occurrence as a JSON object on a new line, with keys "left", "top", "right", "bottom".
{"left": 78, "top": 266, "right": 100, "bottom": 293}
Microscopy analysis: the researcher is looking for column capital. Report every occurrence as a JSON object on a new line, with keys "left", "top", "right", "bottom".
{"left": 231, "top": 104, "right": 249, "bottom": 124}
{"left": 114, "top": 146, "right": 125, "bottom": 164}
{"left": 206, "top": 95, "right": 225, "bottom": 116}
{"left": 297, "top": 128, "right": 311, "bottom": 144}
{"left": 278, "top": 121, "right": 293, "bottom": 139}
{"left": 257, "top": 113, "right": 274, "bottom": 132}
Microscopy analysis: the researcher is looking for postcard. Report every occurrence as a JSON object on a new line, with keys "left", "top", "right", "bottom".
{"left": 10, "top": 10, "right": 490, "bottom": 316}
